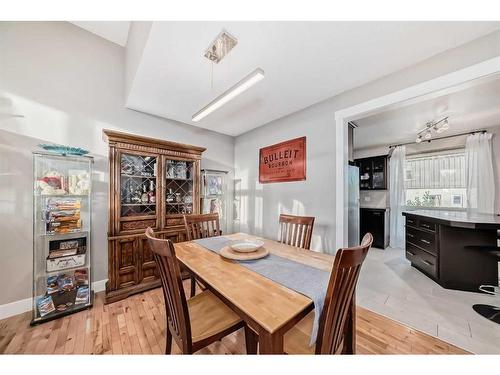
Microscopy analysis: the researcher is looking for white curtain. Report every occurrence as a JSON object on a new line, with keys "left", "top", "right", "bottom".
{"left": 389, "top": 145, "right": 406, "bottom": 249}
{"left": 465, "top": 133, "right": 495, "bottom": 214}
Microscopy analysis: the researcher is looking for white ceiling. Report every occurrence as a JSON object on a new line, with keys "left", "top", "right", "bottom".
{"left": 71, "top": 21, "right": 131, "bottom": 46}
{"left": 72, "top": 21, "right": 500, "bottom": 137}
{"left": 353, "top": 74, "right": 500, "bottom": 150}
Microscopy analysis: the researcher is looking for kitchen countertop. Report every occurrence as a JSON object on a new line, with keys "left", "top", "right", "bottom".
{"left": 403, "top": 209, "right": 500, "bottom": 229}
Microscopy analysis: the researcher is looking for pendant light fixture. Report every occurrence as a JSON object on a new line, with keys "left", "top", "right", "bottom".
{"left": 192, "top": 68, "right": 265, "bottom": 122}
{"left": 194, "top": 29, "right": 265, "bottom": 122}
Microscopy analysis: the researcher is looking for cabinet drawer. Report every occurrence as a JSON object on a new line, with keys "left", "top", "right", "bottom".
{"left": 166, "top": 218, "right": 184, "bottom": 226}
{"left": 406, "top": 243, "right": 438, "bottom": 279}
{"left": 120, "top": 219, "right": 157, "bottom": 233}
{"left": 405, "top": 216, "right": 417, "bottom": 228}
{"left": 406, "top": 226, "right": 437, "bottom": 255}
{"left": 419, "top": 219, "right": 436, "bottom": 232}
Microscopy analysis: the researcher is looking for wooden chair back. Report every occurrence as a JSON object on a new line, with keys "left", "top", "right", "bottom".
{"left": 183, "top": 213, "right": 221, "bottom": 241}
{"left": 278, "top": 214, "right": 315, "bottom": 250}
{"left": 315, "top": 232, "right": 373, "bottom": 354}
{"left": 145, "top": 227, "right": 193, "bottom": 352}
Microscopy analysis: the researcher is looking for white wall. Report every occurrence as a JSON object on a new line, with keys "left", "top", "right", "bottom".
{"left": 0, "top": 22, "right": 235, "bottom": 306}
{"left": 234, "top": 29, "right": 500, "bottom": 254}
{"left": 234, "top": 100, "right": 337, "bottom": 252}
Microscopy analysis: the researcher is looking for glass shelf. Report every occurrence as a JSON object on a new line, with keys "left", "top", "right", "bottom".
{"left": 121, "top": 174, "right": 156, "bottom": 179}
{"left": 32, "top": 152, "right": 92, "bottom": 325}
{"left": 38, "top": 229, "right": 90, "bottom": 237}
{"left": 122, "top": 203, "right": 156, "bottom": 206}
{"left": 37, "top": 194, "right": 89, "bottom": 198}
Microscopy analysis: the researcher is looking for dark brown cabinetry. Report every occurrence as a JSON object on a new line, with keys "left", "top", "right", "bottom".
{"left": 403, "top": 212, "right": 498, "bottom": 292}
{"left": 404, "top": 217, "right": 439, "bottom": 280}
{"left": 354, "top": 156, "right": 388, "bottom": 190}
{"left": 104, "top": 130, "right": 205, "bottom": 303}
{"left": 360, "top": 208, "right": 389, "bottom": 249}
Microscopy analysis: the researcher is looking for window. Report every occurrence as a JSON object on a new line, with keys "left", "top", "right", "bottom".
{"left": 404, "top": 150, "right": 467, "bottom": 209}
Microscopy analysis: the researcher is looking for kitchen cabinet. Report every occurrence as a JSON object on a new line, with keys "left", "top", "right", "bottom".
{"left": 354, "top": 156, "right": 388, "bottom": 190}
{"left": 403, "top": 211, "right": 499, "bottom": 292}
{"left": 360, "top": 208, "right": 389, "bottom": 249}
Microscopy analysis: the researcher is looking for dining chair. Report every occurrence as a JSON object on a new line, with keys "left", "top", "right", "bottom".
{"left": 145, "top": 227, "right": 257, "bottom": 354}
{"left": 183, "top": 213, "right": 222, "bottom": 241}
{"left": 278, "top": 214, "right": 315, "bottom": 250}
{"left": 283, "top": 232, "right": 373, "bottom": 354}
{"left": 183, "top": 213, "right": 221, "bottom": 297}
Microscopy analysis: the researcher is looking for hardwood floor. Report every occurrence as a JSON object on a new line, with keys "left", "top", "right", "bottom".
{"left": 0, "top": 281, "right": 468, "bottom": 355}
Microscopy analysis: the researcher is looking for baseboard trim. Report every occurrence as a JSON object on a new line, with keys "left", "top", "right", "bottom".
{"left": 92, "top": 279, "right": 107, "bottom": 293}
{"left": 0, "top": 279, "right": 107, "bottom": 320}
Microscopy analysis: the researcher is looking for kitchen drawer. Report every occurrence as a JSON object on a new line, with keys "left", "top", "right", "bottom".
{"left": 406, "top": 243, "right": 438, "bottom": 279}
{"left": 406, "top": 226, "right": 437, "bottom": 255}
{"left": 405, "top": 216, "right": 418, "bottom": 228}
{"left": 419, "top": 219, "right": 436, "bottom": 232}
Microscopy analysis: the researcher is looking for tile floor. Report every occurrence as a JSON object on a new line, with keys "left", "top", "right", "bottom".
{"left": 357, "top": 246, "right": 500, "bottom": 354}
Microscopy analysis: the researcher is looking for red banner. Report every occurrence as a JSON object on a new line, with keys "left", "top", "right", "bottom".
{"left": 259, "top": 137, "right": 306, "bottom": 183}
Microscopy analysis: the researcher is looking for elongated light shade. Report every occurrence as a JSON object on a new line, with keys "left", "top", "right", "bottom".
{"left": 192, "top": 68, "right": 265, "bottom": 122}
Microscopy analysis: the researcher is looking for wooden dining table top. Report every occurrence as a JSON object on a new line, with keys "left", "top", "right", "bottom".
{"left": 174, "top": 232, "right": 335, "bottom": 335}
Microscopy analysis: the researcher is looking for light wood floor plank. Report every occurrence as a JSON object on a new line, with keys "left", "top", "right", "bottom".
{"left": 0, "top": 282, "right": 469, "bottom": 355}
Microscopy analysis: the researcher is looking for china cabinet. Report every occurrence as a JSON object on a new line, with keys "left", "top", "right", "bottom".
{"left": 103, "top": 130, "right": 205, "bottom": 303}
{"left": 32, "top": 152, "right": 93, "bottom": 325}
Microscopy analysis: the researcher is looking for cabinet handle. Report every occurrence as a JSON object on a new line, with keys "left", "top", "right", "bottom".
{"left": 422, "top": 259, "right": 433, "bottom": 266}
{"left": 406, "top": 251, "right": 415, "bottom": 256}
{"left": 420, "top": 239, "right": 431, "bottom": 245}
{"left": 372, "top": 212, "right": 381, "bottom": 216}
{"left": 407, "top": 233, "right": 414, "bottom": 238}
{"left": 422, "top": 223, "right": 431, "bottom": 229}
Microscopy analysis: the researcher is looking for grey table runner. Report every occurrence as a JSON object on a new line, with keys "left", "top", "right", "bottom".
{"left": 192, "top": 236, "right": 330, "bottom": 345}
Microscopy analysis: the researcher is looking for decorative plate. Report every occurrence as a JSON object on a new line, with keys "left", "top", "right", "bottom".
{"left": 220, "top": 246, "right": 269, "bottom": 261}
{"left": 39, "top": 144, "right": 89, "bottom": 156}
{"left": 229, "top": 240, "right": 265, "bottom": 253}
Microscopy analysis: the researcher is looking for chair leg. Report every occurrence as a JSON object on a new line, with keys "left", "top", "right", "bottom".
{"left": 190, "top": 274, "right": 196, "bottom": 297}
{"left": 165, "top": 327, "right": 172, "bottom": 354}
{"left": 244, "top": 325, "right": 258, "bottom": 354}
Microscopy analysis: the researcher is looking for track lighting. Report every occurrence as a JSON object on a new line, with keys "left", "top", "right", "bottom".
{"left": 441, "top": 119, "right": 449, "bottom": 131}
{"left": 415, "top": 116, "right": 449, "bottom": 144}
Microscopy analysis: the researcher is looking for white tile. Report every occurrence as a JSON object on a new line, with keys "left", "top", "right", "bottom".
{"left": 358, "top": 245, "right": 500, "bottom": 354}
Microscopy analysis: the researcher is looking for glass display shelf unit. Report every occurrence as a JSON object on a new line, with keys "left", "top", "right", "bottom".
{"left": 120, "top": 153, "right": 158, "bottom": 218}
{"left": 165, "top": 159, "right": 194, "bottom": 216}
{"left": 32, "top": 152, "right": 93, "bottom": 325}
{"left": 201, "top": 169, "right": 228, "bottom": 233}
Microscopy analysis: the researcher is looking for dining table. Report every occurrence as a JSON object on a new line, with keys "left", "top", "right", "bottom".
{"left": 174, "top": 232, "right": 356, "bottom": 354}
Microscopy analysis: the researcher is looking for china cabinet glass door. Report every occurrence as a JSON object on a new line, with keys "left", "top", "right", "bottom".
{"left": 164, "top": 158, "right": 195, "bottom": 216}
{"left": 119, "top": 153, "right": 158, "bottom": 219}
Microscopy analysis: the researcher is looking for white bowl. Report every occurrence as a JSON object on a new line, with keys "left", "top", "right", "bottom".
{"left": 229, "top": 240, "right": 264, "bottom": 253}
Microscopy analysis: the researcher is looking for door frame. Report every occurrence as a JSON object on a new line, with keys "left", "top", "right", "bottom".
{"left": 334, "top": 56, "right": 500, "bottom": 250}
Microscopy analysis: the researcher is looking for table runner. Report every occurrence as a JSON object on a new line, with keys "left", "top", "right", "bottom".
{"left": 192, "top": 236, "right": 331, "bottom": 345}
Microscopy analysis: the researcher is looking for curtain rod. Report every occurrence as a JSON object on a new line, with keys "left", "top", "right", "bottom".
{"left": 388, "top": 129, "right": 487, "bottom": 149}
